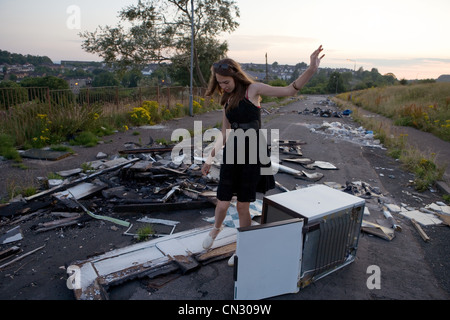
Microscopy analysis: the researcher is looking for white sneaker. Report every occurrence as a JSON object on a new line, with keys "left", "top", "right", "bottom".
{"left": 202, "top": 233, "right": 215, "bottom": 249}
{"left": 202, "top": 226, "right": 222, "bottom": 250}
{"left": 228, "top": 253, "right": 236, "bottom": 267}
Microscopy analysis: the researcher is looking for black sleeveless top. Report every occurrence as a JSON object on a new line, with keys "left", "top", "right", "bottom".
{"left": 216, "top": 98, "right": 268, "bottom": 202}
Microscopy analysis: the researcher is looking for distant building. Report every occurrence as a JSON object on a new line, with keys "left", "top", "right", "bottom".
{"left": 2, "top": 63, "right": 36, "bottom": 79}
{"left": 68, "top": 78, "right": 92, "bottom": 93}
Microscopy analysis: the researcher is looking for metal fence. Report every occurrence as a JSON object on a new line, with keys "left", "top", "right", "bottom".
{"left": 0, "top": 85, "right": 211, "bottom": 112}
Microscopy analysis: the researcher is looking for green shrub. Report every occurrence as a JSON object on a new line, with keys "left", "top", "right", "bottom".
{"left": 0, "top": 134, "right": 21, "bottom": 162}
{"left": 69, "top": 131, "right": 99, "bottom": 147}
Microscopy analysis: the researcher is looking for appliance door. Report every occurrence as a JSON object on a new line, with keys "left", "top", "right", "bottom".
{"left": 233, "top": 218, "right": 303, "bottom": 300}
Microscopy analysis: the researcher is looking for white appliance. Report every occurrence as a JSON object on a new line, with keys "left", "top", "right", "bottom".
{"left": 233, "top": 184, "right": 365, "bottom": 300}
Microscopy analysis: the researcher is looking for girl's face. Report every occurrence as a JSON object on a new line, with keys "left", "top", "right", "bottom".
{"left": 216, "top": 74, "right": 235, "bottom": 93}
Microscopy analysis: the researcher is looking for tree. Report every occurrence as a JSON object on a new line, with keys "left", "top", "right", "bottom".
{"left": 120, "top": 69, "right": 143, "bottom": 87}
{"left": 92, "top": 71, "right": 120, "bottom": 87}
{"left": 79, "top": 0, "right": 240, "bottom": 87}
{"left": 20, "top": 76, "right": 69, "bottom": 90}
{"left": 327, "top": 72, "right": 345, "bottom": 94}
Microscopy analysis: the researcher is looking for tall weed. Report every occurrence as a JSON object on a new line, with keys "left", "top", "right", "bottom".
{"left": 338, "top": 83, "right": 450, "bottom": 141}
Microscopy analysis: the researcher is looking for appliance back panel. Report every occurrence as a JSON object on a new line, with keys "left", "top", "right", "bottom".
{"left": 300, "top": 205, "right": 363, "bottom": 287}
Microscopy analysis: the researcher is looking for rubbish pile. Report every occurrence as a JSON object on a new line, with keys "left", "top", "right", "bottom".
{"left": 1, "top": 131, "right": 449, "bottom": 300}
{"left": 298, "top": 99, "right": 353, "bottom": 118}
{"left": 1, "top": 145, "right": 220, "bottom": 224}
{"left": 321, "top": 180, "right": 450, "bottom": 242}
{"left": 308, "top": 121, "right": 383, "bottom": 148}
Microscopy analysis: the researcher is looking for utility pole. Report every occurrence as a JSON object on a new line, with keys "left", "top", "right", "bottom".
{"left": 189, "top": 0, "right": 194, "bottom": 116}
{"left": 265, "top": 53, "right": 268, "bottom": 83}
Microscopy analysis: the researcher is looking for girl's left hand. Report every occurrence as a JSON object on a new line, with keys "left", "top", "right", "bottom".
{"left": 310, "top": 45, "right": 325, "bottom": 70}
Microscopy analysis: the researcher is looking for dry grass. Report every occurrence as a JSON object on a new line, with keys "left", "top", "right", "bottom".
{"left": 337, "top": 83, "right": 450, "bottom": 141}
{"left": 333, "top": 95, "right": 445, "bottom": 192}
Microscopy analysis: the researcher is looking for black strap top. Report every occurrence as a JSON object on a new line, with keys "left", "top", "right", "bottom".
{"left": 225, "top": 98, "right": 261, "bottom": 129}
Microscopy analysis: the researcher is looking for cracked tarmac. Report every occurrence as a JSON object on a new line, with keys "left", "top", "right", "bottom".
{"left": 0, "top": 95, "right": 449, "bottom": 301}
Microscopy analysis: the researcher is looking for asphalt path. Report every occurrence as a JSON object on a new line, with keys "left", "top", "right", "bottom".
{"left": 116, "top": 95, "right": 450, "bottom": 301}
{"left": 0, "top": 95, "right": 448, "bottom": 305}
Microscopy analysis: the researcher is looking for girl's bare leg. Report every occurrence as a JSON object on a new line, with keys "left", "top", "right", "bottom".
{"left": 203, "top": 200, "right": 230, "bottom": 249}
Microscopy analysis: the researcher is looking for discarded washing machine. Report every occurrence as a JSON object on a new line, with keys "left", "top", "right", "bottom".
{"left": 233, "top": 184, "right": 365, "bottom": 300}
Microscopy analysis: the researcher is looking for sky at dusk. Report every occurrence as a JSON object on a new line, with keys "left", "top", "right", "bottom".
{"left": 1, "top": 0, "right": 449, "bottom": 79}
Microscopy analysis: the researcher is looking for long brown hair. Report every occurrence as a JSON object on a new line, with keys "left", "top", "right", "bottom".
{"left": 205, "top": 58, "right": 254, "bottom": 110}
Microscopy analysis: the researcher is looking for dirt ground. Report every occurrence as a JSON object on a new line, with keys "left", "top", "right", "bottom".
{"left": 0, "top": 94, "right": 449, "bottom": 302}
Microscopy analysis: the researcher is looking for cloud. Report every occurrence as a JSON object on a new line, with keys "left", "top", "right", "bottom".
{"left": 222, "top": 34, "right": 319, "bottom": 63}
{"left": 348, "top": 58, "right": 450, "bottom": 79}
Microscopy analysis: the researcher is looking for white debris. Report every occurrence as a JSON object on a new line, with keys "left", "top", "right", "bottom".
{"left": 307, "top": 121, "right": 384, "bottom": 148}
{"left": 426, "top": 203, "right": 450, "bottom": 215}
{"left": 398, "top": 210, "right": 442, "bottom": 226}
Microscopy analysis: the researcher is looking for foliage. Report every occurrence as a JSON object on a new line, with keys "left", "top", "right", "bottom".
{"left": 333, "top": 86, "right": 448, "bottom": 192}
{"left": 337, "top": 82, "right": 450, "bottom": 141}
{"left": 0, "top": 133, "right": 21, "bottom": 162}
{"left": 129, "top": 106, "right": 152, "bottom": 126}
{"left": 79, "top": 0, "right": 240, "bottom": 86}
{"left": 31, "top": 113, "right": 52, "bottom": 148}
{"left": 69, "top": 131, "right": 99, "bottom": 147}
{"left": 0, "top": 49, "right": 53, "bottom": 65}
{"left": 137, "top": 225, "right": 155, "bottom": 241}
{"left": 92, "top": 71, "right": 120, "bottom": 87}
{"left": 297, "top": 67, "right": 399, "bottom": 94}
{"left": 327, "top": 72, "right": 346, "bottom": 94}
{"left": 20, "top": 76, "right": 69, "bottom": 90}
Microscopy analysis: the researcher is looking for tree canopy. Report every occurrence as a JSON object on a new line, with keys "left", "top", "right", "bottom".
{"left": 0, "top": 50, "right": 53, "bottom": 65}
{"left": 79, "top": 0, "right": 240, "bottom": 87}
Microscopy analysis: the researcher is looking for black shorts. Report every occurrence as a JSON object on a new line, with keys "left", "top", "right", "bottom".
{"left": 216, "top": 163, "right": 260, "bottom": 203}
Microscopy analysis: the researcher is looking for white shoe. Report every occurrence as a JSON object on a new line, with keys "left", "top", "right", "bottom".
{"left": 228, "top": 253, "right": 236, "bottom": 267}
{"left": 202, "top": 226, "right": 222, "bottom": 250}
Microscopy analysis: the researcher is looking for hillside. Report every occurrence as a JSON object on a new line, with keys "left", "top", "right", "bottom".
{"left": 0, "top": 49, "right": 53, "bottom": 65}
{"left": 437, "top": 75, "right": 450, "bottom": 82}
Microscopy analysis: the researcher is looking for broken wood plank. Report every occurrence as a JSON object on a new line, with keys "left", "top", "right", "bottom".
{"left": 0, "top": 245, "right": 45, "bottom": 270}
{"left": 361, "top": 220, "right": 395, "bottom": 241}
{"left": 411, "top": 218, "right": 430, "bottom": 242}
{"left": 114, "top": 200, "right": 215, "bottom": 213}
{"left": 172, "top": 255, "right": 200, "bottom": 274}
{"left": 34, "top": 219, "right": 80, "bottom": 233}
{"left": 275, "top": 181, "right": 290, "bottom": 192}
{"left": 0, "top": 246, "right": 21, "bottom": 263}
{"left": 195, "top": 243, "right": 236, "bottom": 264}
{"left": 119, "top": 146, "right": 175, "bottom": 154}
{"left": 35, "top": 214, "right": 81, "bottom": 228}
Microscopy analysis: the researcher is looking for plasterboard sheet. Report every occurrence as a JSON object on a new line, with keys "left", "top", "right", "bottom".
{"left": 398, "top": 210, "right": 442, "bottom": 226}
{"left": 93, "top": 246, "right": 165, "bottom": 276}
{"left": 156, "top": 239, "right": 190, "bottom": 257}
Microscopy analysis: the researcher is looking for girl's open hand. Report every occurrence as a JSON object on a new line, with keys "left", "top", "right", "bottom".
{"left": 310, "top": 45, "right": 325, "bottom": 70}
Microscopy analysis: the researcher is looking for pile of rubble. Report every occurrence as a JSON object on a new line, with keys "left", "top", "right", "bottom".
{"left": 298, "top": 98, "right": 353, "bottom": 118}
{"left": 1, "top": 145, "right": 220, "bottom": 225}
{"left": 1, "top": 135, "right": 449, "bottom": 300}
{"left": 308, "top": 121, "right": 383, "bottom": 148}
